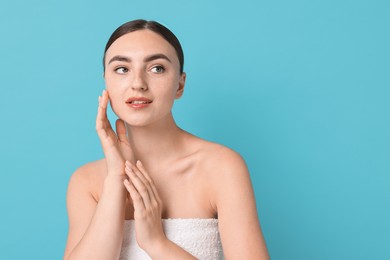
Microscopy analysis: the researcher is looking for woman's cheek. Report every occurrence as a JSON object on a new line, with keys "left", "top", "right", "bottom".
{"left": 106, "top": 89, "right": 124, "bottom": 118}
{"left": 109, "top": 100, "right": 122, "bottom": 118}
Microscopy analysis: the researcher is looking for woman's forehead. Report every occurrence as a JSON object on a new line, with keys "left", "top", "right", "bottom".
{"left": 105, "top": 30, "right": 177, "bottom": 61}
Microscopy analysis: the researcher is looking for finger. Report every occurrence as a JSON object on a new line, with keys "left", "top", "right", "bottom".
{"left": 127, "top": 163, "right": 153, "bottom": 204}
{"left": 133, "top": 162, "right": 162, "bottom": 214}
{"left": 116, "top": 119, "right": 128, "bottom": 143}
{"left": 123, "top": 179, "right": 144, "bottom": 213}
{"left": 129, "top": 167, "right": 161, "bottom": 214}
{"left": 96, "top": 91, "right": 105, "bottom": 134}
{"left": 129, "top": 162, "right": 160, "bottom": 213}
{"left": 97, "top": 90, "right": 108, "bottom": 120}
{"left": 136, "top": 160, "right": 162, "bottom": 205}
{"left": 96, "top": 90, "right": 111, "bottom": 136}
{"left": 96, "top": 90, "right": 116, "bottom": 146}
{"left": 118, "top": 126, "right": 135, "bottom": 163}
{"left": 135, "top": 160, "right": 154, "bottom": 184}
{"left": 125, "top": 163, "right": 151, "bottom": 209}
{"left": 129, "top": 161, "right": 150, "bottom": 189}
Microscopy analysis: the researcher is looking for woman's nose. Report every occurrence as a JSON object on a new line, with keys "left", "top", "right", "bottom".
{"left": 131, "top": 71, "right": 148, "bottom": 91}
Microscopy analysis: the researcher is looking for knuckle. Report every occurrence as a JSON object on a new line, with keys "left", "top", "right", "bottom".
{"left": 146, "top": 207, "right": 153, "bottom": 215}
{"left": 134, "top": 195, "right": 142, "bottom": 202}
{"left": 139, "top": 176, "right": 147, "bottom": 184}
{"left": 139, "top": 186, "right": 148, "bottom": 193}
{"left": 152, "top": 201, "right": 159, "bottom": 209}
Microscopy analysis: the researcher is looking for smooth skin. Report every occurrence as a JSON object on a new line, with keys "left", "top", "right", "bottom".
{"left": 63, "top": 29, "right": 269, "bottom": 259}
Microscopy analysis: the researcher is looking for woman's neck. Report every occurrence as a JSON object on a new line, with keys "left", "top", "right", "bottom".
{"left": 125, "top": 113, "right": 184, "bottom": 165}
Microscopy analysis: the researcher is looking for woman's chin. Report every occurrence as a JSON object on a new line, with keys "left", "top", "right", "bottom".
{"left": 123, "top": 120, "right": 149, "bottom": 127}
{"left": 122, "top": 117, "right": 153, "bottom": 128}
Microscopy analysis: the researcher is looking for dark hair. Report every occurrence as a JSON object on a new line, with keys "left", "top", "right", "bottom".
{"left": 103, "top": 19, "right": 184, "bottom": 74}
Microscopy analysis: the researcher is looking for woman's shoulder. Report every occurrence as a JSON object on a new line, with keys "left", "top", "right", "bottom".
{"left": 191, "top": 137, "right": 251, "bottom": 210}
{"left": 68, "top": 158, "right": 107, "bottom": 201}
{"left": 71, "top": 158, "right": 107, "bottom": 180}
{"left": 190, "top": 135, "right": 247, "bottom": 172}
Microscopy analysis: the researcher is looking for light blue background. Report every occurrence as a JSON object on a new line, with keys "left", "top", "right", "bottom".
{"left": 1, "top": 0, "right": 389, "bottom": 259}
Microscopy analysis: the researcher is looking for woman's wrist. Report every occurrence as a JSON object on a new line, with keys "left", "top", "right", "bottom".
{"left": 146, "top": 236, "right": 169, "bottom": 259}
{"left": 104, "top": 173, "right": 127, "bottom": 182}
{"left": 102, "top": 174, "right": 127, "bottom": 195}
{"left": 147, "top": 237, "right": 197, "bottom": 260}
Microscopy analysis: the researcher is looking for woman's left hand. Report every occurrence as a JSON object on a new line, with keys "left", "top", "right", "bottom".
{"left": 123, "top": 160, "right": 166, "bottom": 253}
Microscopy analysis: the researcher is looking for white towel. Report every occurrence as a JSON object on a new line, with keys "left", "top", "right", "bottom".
{"left": 119, "top": 218, "right": 224, "bottom": 259}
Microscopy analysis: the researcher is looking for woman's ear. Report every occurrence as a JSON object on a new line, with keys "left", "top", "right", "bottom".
{"left": 175, "top": 72, "right": 186, "bottom": 99}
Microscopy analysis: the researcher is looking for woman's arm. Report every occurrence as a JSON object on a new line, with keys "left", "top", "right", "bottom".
{"left": 63, "top": 168, "right": 127, "bottom": 260}
{"left": 64, "top": 90, "right": 134, "bottom": 259}
{"left": 150, "top": 239, "right": 197, "bottom": 259}
{"left": 214, "top": 149, "right": 270, "bottom": 259}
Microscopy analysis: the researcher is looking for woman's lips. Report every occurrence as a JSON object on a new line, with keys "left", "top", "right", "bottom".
{"left": 126, "top": 97, "right": 152, "bottom": 109}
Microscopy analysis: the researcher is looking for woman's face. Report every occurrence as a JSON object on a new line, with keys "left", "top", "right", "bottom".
{"left": 104, "top": 29, "right": 186, "bottom": 127}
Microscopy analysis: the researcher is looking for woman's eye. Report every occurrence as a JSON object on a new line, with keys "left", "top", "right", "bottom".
{"left": 151, "top": 66, "right": 165, "bottom": 73}
{"left": 115, "top": 67, "right": 128, "bottom": 74}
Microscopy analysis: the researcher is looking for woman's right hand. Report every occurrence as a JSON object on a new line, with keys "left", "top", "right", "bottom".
{"left": 96, "top": 89, "right": 134, "bottom": 176}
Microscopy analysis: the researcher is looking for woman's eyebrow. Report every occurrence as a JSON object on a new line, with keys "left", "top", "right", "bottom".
{"left": 108, "top": 53, "right": 172, "bottom": 65}
{"left": 108, "top": 55, "right": 130, "bottom": 64}
{"left": 144, "top": 53, "right": 172, "bottom": 63}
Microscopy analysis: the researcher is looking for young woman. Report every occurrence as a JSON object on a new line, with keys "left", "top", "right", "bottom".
{"left": 63, "top": 19, "right": 269, "bottom": 260}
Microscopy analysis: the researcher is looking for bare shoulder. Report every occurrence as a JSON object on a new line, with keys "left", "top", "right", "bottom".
{"left": 68, "top": 158, "right": 107, "bottom": 201}
{"left": 194, "top": 139, "right": 269, "bottom": 259}
{"left": 196, "top": 139, "right": 248, "bottom": 174}
{"left": 192, "top": 137, "right": 250, "bottom": 193}
{"left": 192, "top": 137, "right": 255, "bottom": 216}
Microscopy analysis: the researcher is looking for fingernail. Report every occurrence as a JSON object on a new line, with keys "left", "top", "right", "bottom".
{"left": 137, "top": 160, "right": 142, "bottom": 166}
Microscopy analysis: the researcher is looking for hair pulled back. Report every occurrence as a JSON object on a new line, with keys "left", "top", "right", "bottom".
{"left": 103, "top": 19, "right": 184, "bottom": 74}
